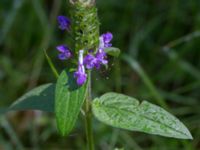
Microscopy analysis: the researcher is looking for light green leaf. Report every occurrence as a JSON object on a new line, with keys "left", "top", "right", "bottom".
{"left": 104, "top": 47, "right": 121, "bottom": 57}
{"left": 0, "top": 83, "right": 55, "bottom": 114}
{"left": 55, "top": 70, "right": 87, "bottom": 136}
{"left": 92, "top": 92, "right": 193, "bottom": 139}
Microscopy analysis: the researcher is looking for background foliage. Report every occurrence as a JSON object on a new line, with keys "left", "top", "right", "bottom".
{"left": 0, "top": 0, "right": 200, "bottom": 149}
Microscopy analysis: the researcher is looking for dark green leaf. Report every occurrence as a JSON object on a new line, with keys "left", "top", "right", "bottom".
{"left": 55, "top": 70, "right": 87, "bottom": 136}
{"left": 92, "top": 92, "right": 193, "bottom": 139}
{"left": 0, "top": 83, "right": 55, "bottom": 114}
{"left": 104, "top": 47, "right": 121, "bottom": 57}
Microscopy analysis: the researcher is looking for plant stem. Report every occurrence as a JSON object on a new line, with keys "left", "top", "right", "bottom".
{"left": 85, "top": 71, "right": 94, "bottom": 150}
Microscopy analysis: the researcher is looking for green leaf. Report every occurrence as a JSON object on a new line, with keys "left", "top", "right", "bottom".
{"left": 0, "top": 83, "right": 55, "bottom": 114}
{"left": 92, "top": 92, "right": 193, "bottom": 139}
{"left": 104, "top": 47, "right": 121, "bottom": 57}
{"left": 55, "top": 70, "right": 87, "bottom": 136}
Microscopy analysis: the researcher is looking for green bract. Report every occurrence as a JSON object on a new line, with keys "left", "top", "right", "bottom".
{"left": 104, "top": 47, "right": 121, "bottom": 57}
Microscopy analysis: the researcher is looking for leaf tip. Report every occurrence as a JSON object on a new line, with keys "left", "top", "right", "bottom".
{"left": 184, "top": 130, "right": 193, "bottom": 140}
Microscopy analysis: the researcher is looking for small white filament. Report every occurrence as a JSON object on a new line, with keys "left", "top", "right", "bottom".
{"left": 79, "top": 50, "right": 84, "bottom": 64}
{"left": 99, "top": 36, "right": 104, "bottom": 48}
{"left": 79, "top": 50, "right": 85, "bottom": 73}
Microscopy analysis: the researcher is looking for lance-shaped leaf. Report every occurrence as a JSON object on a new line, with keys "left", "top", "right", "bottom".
{"left": 92, "top": 92, "right": 193, "bottom": 139}
{"left": 55, "top": 70, "right": 87, "bottom": 136}
{"left": 0, "top": 83, "right": 55, "bottom": 114}
{"left": 104, "top": 47, "right": 121, "bottom": 57}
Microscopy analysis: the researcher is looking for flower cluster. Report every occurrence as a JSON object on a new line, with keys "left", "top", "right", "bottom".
{"left": 56, "top": 16, "right": 113, "bottom": 86}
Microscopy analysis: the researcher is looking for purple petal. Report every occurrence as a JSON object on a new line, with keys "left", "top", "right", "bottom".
{"left": 102, "top": 32, "right": 113, "bottom": 44}
{"left": 74, "top": 63, "right": 87, "bottom": 86}
{"left": 77, "top": 73, "right": 87, "bottom": 85}
{"left": 95, "top": 49, "right": 108, "bottom": 67}
{"left": 83, "top": 54, "right": 97, "bottom": 69}
{"left": 58, "top": 53, "right": 67, "bottom": 60}
{"left": 105, "top": 43, "right": 112, "bottom": 48}
{"left": 57, "top": 16, "right": 71, "bottom": 30}
{"left": 56, "top": 45, "right": 72, "bottom": 60}
{"left": 74, "top": 71, "right": 87, "bottom": 86}
{"left": 64, "top": 51, "right": 72, "bottom": 58}
{"left": 101, "top": 59, "right": 108, "bottom": 65}
{"left": 94, "top": 61, "right": 101, "bottom": 69}
{"left": 56, "top": 45, "right": 69, "bottom": 53}
{"left": 96, "top": 49, "right": 106, "bottom": 59}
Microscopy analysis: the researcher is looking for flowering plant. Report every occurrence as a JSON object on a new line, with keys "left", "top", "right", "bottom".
{"left": 0, "top": 0, "right": 192, "bottom": 149}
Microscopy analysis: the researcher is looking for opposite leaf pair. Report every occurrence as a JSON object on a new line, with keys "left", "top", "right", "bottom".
{"left": 0, "top": 71, "right": 192, "bottom": 140}
{"left": 55, "top": 70, "right": 192, "bottom": 139}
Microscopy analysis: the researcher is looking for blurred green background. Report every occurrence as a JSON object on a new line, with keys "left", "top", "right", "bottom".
{"left": 0, "top": 0, "right": 200, "bottom": 149}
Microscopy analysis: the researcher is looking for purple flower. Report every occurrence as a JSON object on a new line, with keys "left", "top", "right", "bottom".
{"left": 74, "top": 50, "right": 87, "bottom": 85}
{"left": 99, "top": 32, "right": 113, "bottom": 48}
{"left": 95, "top": 48, "right": 108, "bottom": 67}
{"left": 57, "top": 16, "right": 71, "bottom": 31}
{"left": 83, "top": 49, "right": 108, "bottom": 70}
{"left": 56, "top": 45, "right": 72, "bottom": 60}
{"left": 83, "top": 54, "right": 97, "bottom": 69}
{"left": 74, "top": 65, "right": 87, "bottom": 85}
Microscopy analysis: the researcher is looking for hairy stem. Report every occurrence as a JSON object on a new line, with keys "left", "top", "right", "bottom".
{"left": 85, "top": 71, "right": 94, "bottom": 150}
